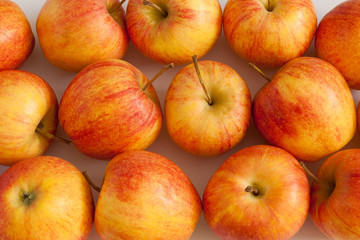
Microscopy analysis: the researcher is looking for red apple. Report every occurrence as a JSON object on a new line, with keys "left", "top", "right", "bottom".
{"left": 223, "top": 0, "right": 317, "bottom": 68}
{"left": 94, "top": 150, "right": 202, "bottom": 240}
{"left": 36, "top": 0, "right": 129, "bottom": 72}
{"left": 253, "top": 57, "right": 356, "bottom": 162}
{"left": 203, "top": 145, "right": 309, "bottom": 240}
{"left": 0, "top": 0, "right": 35, "bottom": 70}
{"left": 0, "top": 156, "right": 94, "bottom": 239}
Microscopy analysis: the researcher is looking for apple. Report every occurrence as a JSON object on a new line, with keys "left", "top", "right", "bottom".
{"left": 165, "top": 56, "right": 251, "bottom": 156}
{"left": 315, "top": 0, "right": 360, "bottom": 89}
{"left": 223, "top": 0, "right": 317, "bottom": 68}
{"left": 93, "top": 150, "right": 202, "bottom": 240}
{"left": 58, "top": 59, "right": 166, "bottom": 160}
{"left": 0, "top": 0, "right": 35, "bottom": 70}
{"left": 252, "top": 57, "right": 356, "bottom": 162}
{"left": 36, "top": 0, "right": 129, "bottom": 72}
{"left": 0, "top": 70, "right": 59, "bottom": 166}
{"left": 0, "top": 155, "right": 94, "bottom": 239}
{"left": 126, "top": 0, "right": 222, "bottom": 65}
{"left": 309, "top": 149, "right": 360, "bottom": 239}
{"left": 203, "top": 145, "right": 309, "bottom": 240}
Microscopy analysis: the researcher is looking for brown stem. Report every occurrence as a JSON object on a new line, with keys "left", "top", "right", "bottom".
{"left": 82, "top": 171, "right": 102, "bottom": 192}
{"left": 249, "top": 63, "right": 272, "bottom": 82}
{"left": 192, "top": 55, "right": 213, "bottom": 105}
{"left": 35, "top": 126, "right": 71, "bottom": 145}
{"left": 299, "top": 161, "right": 321, "bottom": 183}
{"left": 120, "top": 0, "right": 126, "bottom": 5}
{"left": 143, "top": 0, "right": 167, "bottom": 17}
{"left": 142, "top": 63, "right": 174, "bottom": 91}
{"left": 245, "top": 186, "right": 260, "bottom": 196}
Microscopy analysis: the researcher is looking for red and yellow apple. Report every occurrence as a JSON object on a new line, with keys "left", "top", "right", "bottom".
{"left": 58, "top": 59, "right": 163, "bottom": 160}
{"left": 36, "top": 0, "right": 129, "bottom": 72}
{"left": 223, "top": 0, "right": 317, "bottom": 68}
{"left": 253, "top": 57, "right": 356, "bottom": 162}
{"left": 94, "top": 150, "right": 202, "bottom": 240}
{"left": 0, "top": 0, "right": 34, "bottom": 70}
{"left": 0, "top": 156, "right": 94, "bottom": 240}
{"left": 126, "top": 0, "right": 222, "bottom": 65}
{"left": 0, "top": 70, "right": 58, "bottom": 166}
{"left": 203, "top": 145, "right": 309, "bottom": 240}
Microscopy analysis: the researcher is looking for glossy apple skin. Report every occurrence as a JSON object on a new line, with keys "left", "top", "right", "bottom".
{"left": 0, "top": 0, "right": 34, "bottom": 70}
{"left": 58, "top": 59, "right": 162, "bottom": 160}
{"left": 203, "top": 145, "right": 309, "bottom": 240}
{"left": 253, "top": 57, "right": 356, "bottom": 162}
{"left": 310, "top": 149, "right": 360, "bottom": 239}
{"left": 95, "top": 150, "right": 202, "bottom": 240}
{"left": 223, "top": 0, "right": 317, "bottom": 68}
{"left": 36, "top": 0, "right": 129, "bottom": 72}
{"left": 0, "top": 70, "right": 58, "bottom": 166}
{"left": 165, "top": 60, "right": 251, "bottom": 156}
{"left": 315, "top": 0, "right": 360, "bottom": 89}
{"left": 0, "top": 156, "right": 94, "bottom": 240}
{"left": 126, "top": 0, "right": 222, "bottom": 65}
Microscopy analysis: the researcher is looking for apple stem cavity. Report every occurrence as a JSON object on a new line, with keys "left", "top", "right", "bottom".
{"left": 142, "top": 63, "right": 174, "bottom": 91}
{"left": 35, "top": 122, "right": 71, "bottom": 145}
{"left": 249, "top": 63, "right": 272, "bottom": 82}
{"left": 192, "top": 55, "right": 213, "bottom": 105}
{"left": 245, "top": 186, "right": 260, "bottom": 196}
{"left": 143, "top": 0, "right": 168, "bottom": 17}
{"left": 299, "top": 161, "right": 321, "bottom": 183}
{"left": 82, "top": 170, "right": 102, "bottom": 192}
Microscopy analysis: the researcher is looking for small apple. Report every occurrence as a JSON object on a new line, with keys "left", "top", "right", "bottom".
{"left": 36, "top": 0, "right": 129, "bottom": 72}
{"left": 203, "top": 145, "right": 309, "bottom": 240}
{"left": 0, "top": 156, "right": 94, "bottom": 240}
{"left": 309, "top": 149, "right": 360, "bottom": 239}
{"left": 223, "top": 0, "right": 317, "bottom": 68}
{"left": 59, "top": 59, "right": 167, "bottom": 160}
{"left": 0, "top": 0, "right": 35, "bottom": 70}
{"left": 126, "top": 0, "right": 222, "bottom": 65}
{"left": 0, "top": 70, "right": 59, "bottom": 166}
{"left": 315, "top": 0, "right": 360, "bottom": 89}
{"left": 252, "top": 57, "right": 356, "bottom": 162}
{"left": 165, "top": 56, "right": 251, "bottom": 156}
{"left": 93, "top": 150, "right": 202, "bottom": 240}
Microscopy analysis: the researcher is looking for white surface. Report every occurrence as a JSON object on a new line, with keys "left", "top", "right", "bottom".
{"left": 2, "top": 0, "right": 358, "bottom": 239}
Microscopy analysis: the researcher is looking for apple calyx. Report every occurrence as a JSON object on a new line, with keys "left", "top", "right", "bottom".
{"left": 143, "top": 0, "right": 168, "bottom": 17}
{"left": 192, "top": 55, "right": 213, "bottom": 105}
{"left": 82, "top": 171, "right": 102, "bottom": 193}
{"left": 142, "top": 63, "right": 174, "bottom": 91}
{"left": 249, "top": 63, "right": 272, "bottom": 82}
{"left": 21, "top": 189, "right": 36, "bottom": 206}
{"left": 245, "top": 186, "right": 260, "bottom": 196}
{"left": 35, "top": 122, "right": 71, "bottom": 145}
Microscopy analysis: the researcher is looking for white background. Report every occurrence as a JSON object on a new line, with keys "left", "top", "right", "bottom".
{"left": 2, "top": 0, "right": 357, "bottom": 239}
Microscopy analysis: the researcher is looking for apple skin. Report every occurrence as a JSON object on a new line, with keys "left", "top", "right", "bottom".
{"left": 94, "top": 150, "right": 202, "bottom": 240}
{"left": 126, "top": 0, "right": 222, "bottom": 65}
{"left": 58, "top": 59, "right": 162, "bottom": 160}
{"left": 0, "top": 156, "right": 94, "bottom": 240}
{"left": 165, "top": 60, "right": 251, "bottom": 156}
{"left": 253, "top": 57, "right": 356, "bottom": 162}
{"left": 223, "top": 0, "right": 317, "bottom": 68}
{"left": 0, "top": 70, "right": 58, "bottom": 166}
{"left": 36, "top": 0, "right": 129, "bottom": 72}
{"left": 310, "top": 149, "right": 360, "bottom": 239}
{"left": 315, "top": 0, "right": 360, "bottom": 89}
{"left": 0, "top": 0, "right": 35, "bottom": 70}
{"left": 203, "top": 145, "right": 309, "bottom": 240}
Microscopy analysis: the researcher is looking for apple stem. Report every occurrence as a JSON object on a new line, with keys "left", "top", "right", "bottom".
{"left": 120, "top": 0, "right": 126, "bottom": 5}
{"left": 142, "top": 63, "right": 174, "bottom": 91}
{"left": 35, "top": 125, "right": 71, "bottom": 145}
{"left": 143, "top": 0, "right": 168, "bottom": 17}
{"left": 248, "top": 63, "right": 272, "bottom": 82}
{"left": 82, "top": 171, "right": 102, "bottom": 193}
{"left": 245, "top": 186, "right": 260, "bottom": 196}
{"left": 299, "top": 161, "right": 321, "bottom": 183}
{"left": 192, "top": 55, "right": 213, "bottom": 105}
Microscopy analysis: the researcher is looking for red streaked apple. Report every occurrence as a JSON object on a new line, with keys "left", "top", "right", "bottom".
{"left": 0, "top": 156, "right": 94, "bottom": 240}
{"left": 93, "top": 150, "right": 202, "bottom": 240}
{"left": 203, "top": 145, "right": 309, "bottom": 240}
{"left": 223, "top": 0, "right": 317, "bottom": 68}
{"left": 309, "top": 149, "right": 360, "bottom": 239}
{"left": 58, "top": 59, "right": 166, "bottom": 160}
{"left": 0, "top": 0, "right": 35, "bottom": 70}
{"left": 0, "top": 70, "right": 58, "bottom": 166}
{"left": 36, "top": 0, "right": 129, "bottom": 72}
{"left": 126, "top": 0, "right": 222, "bottom": 65}
{"left": 253, "top": 57, "right": 356, "bottom": 162}
{"left": 165, "top": 56, "right": 251, "bottom": 156}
